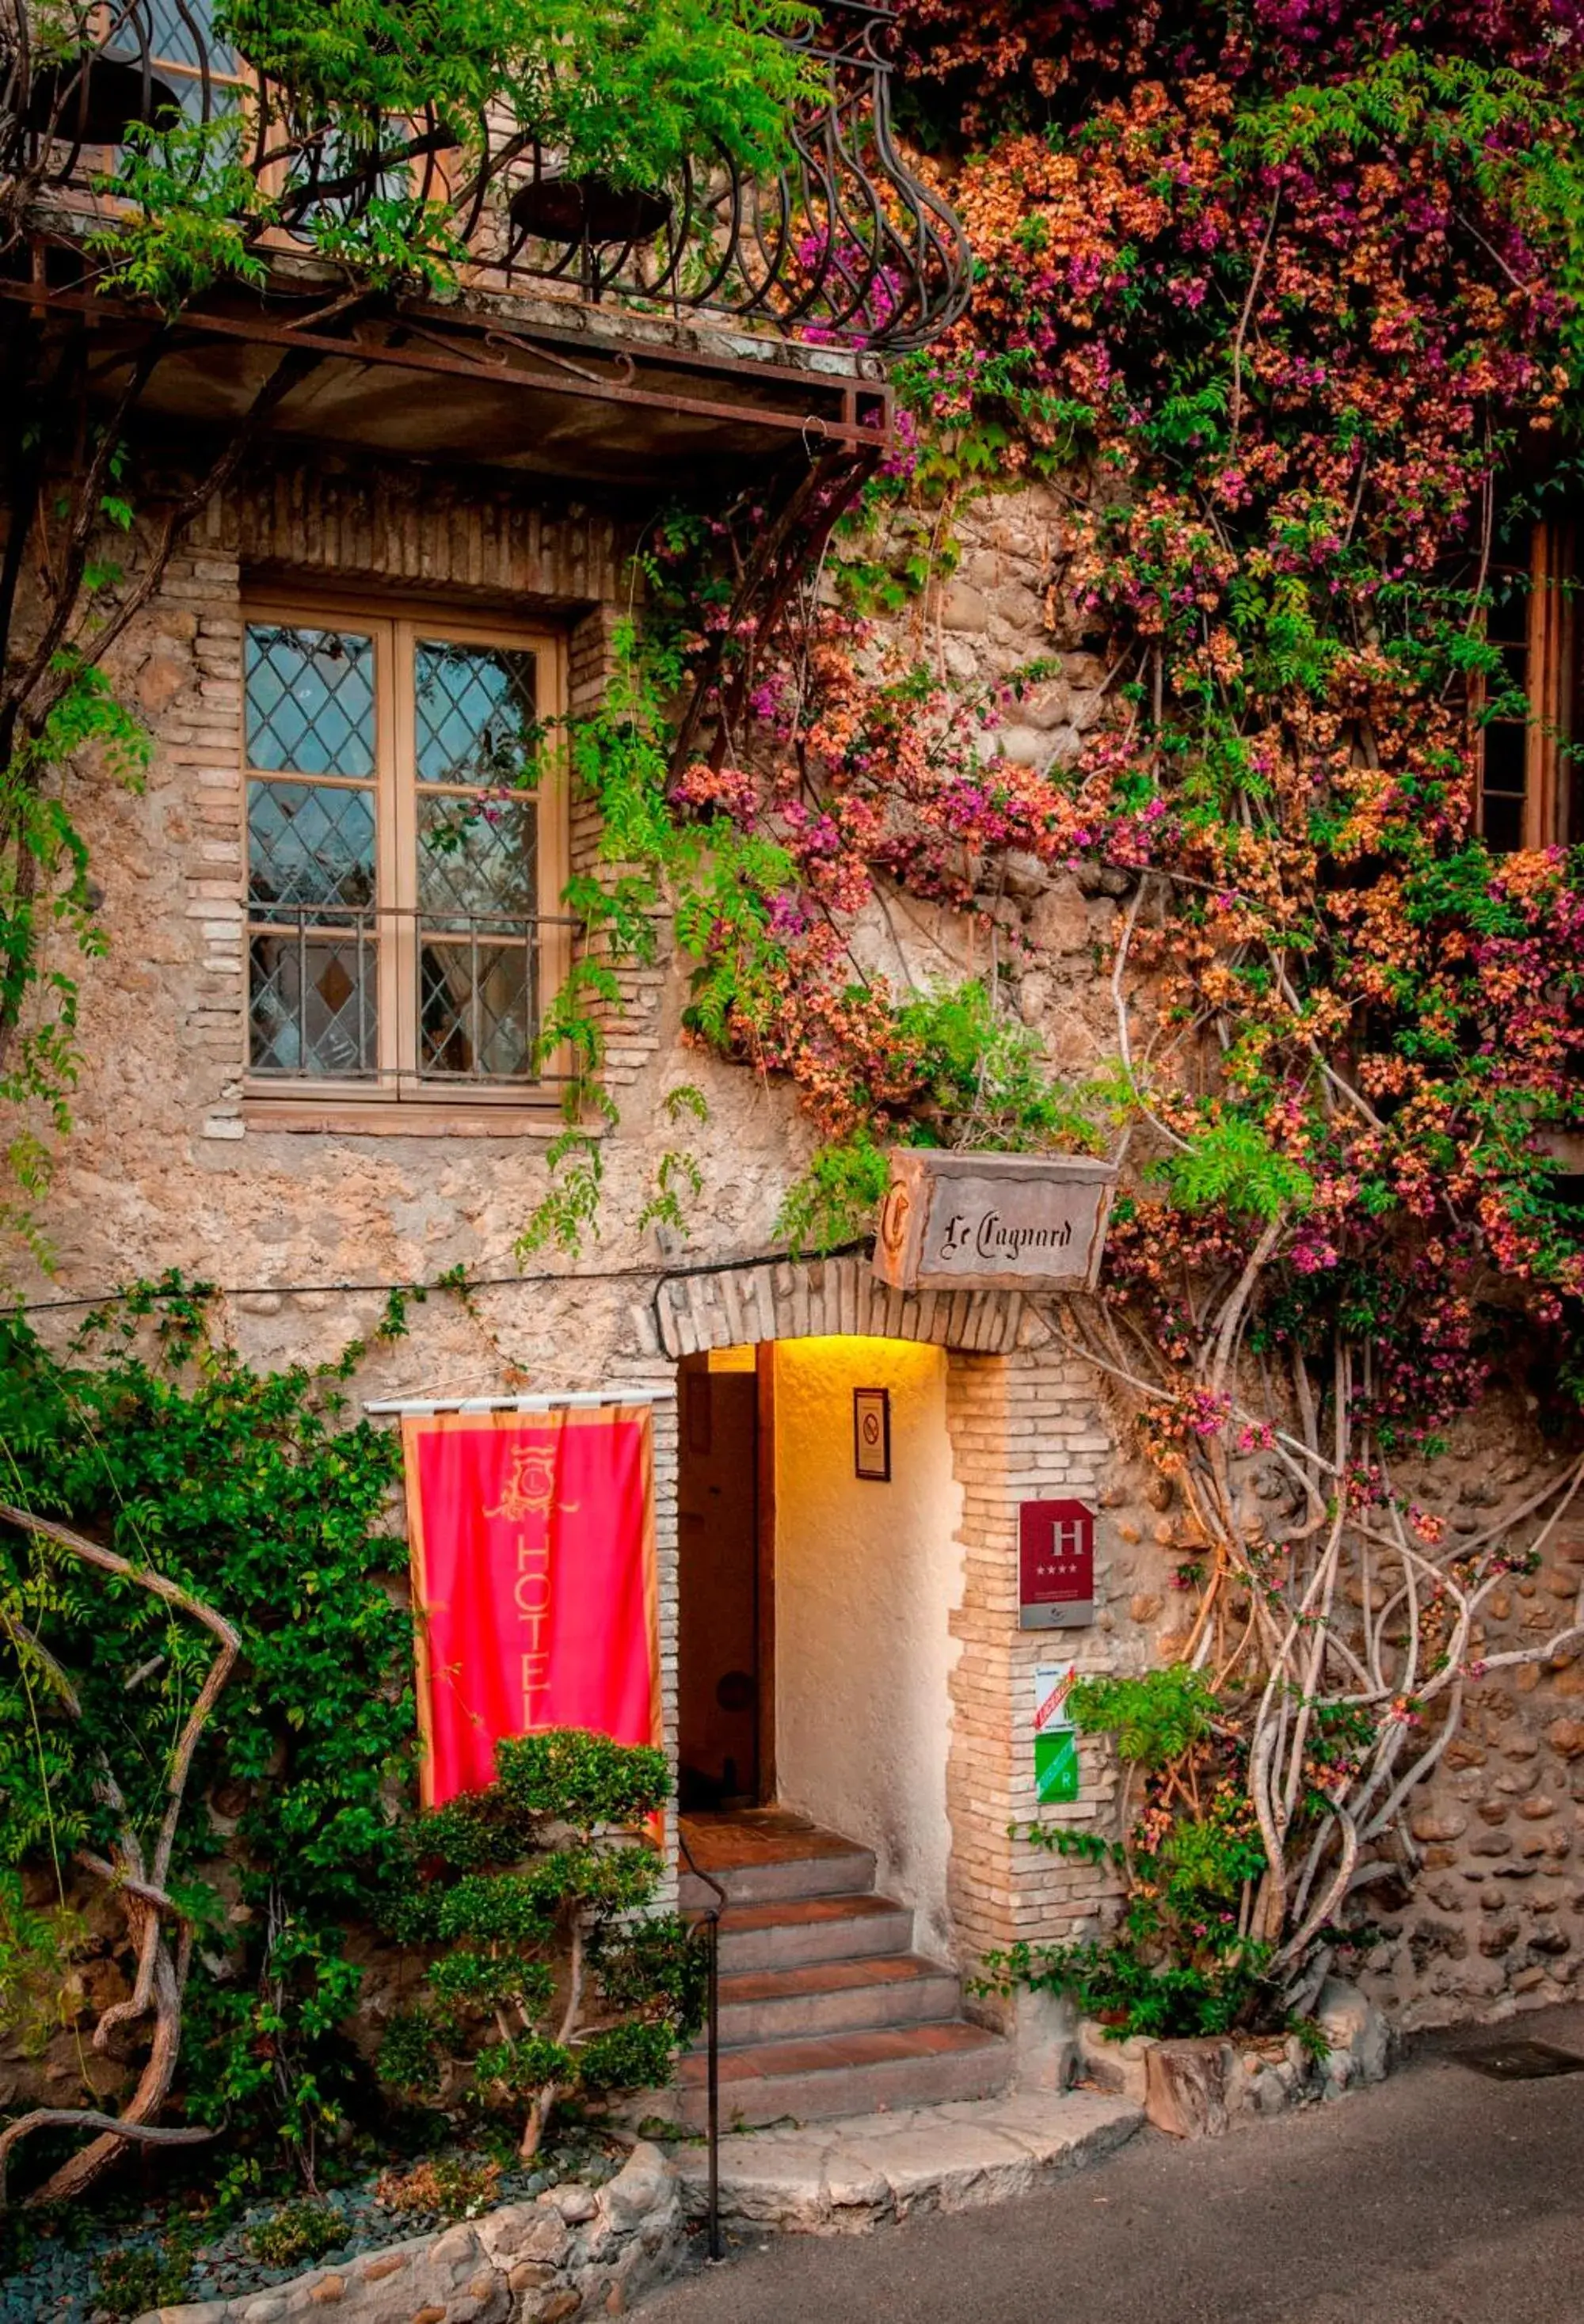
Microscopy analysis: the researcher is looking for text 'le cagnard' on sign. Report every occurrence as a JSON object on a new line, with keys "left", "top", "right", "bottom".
{"left": 870, "top": 1149, "right": 1117, "bottom": 1294}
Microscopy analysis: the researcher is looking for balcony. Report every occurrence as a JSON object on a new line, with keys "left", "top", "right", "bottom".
{"left": 0, "top": 2, "right": 969, "bottom": 485}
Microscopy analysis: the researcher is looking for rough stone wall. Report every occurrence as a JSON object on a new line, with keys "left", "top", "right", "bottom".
{"left": 131, "top": 2140, "right": 687, "bottom": 2324}
{"left": 833, "top": 480, "right": 1126, "bottom": 1086}
{"left": 1352, "top": 1413, "right": 1584, "bottom": 2031}
{"left": 25, "top": 470, "right": 1121, "bottom": 1356}
{"left": 25, "top": 448, "right": 821, "bottom": 1378}
{"left": 1091, "top": 1382, "right": 1584, "bottom": 2029}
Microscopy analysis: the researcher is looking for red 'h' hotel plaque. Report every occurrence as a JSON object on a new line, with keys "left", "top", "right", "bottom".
{"left": 1019, "top": 1498, "right": 1095, "bottom": 1629}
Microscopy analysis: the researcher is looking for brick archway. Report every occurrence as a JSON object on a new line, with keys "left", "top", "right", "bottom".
{"left": 649, "top": 1251, "right": 1034, "bottom": 1359}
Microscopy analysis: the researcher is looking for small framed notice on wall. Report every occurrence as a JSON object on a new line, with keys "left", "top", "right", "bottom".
{"left": 853, "top": 1386, "right": 892, "bottom": 1482}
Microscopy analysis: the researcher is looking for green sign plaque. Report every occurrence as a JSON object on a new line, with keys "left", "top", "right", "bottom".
{"left": 1033, "top": 1665, "right": 1080, "bottom": 1805}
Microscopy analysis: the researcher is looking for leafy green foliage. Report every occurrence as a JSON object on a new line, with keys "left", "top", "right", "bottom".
{"left": 182, "top": 1915, "right": 369, "bottom": 2183}
{"left": 220, "top": 0, "right": 817, "bottom": 188}
{"left": 0, "top": 657, "right": 147, "bottom": 1259}
{"left": 576, "top": 2017, "right": 675, "bottom": 2092}
{"left": 992, "top": 1671, "right": 1272, "bottom": 2039}
{"left": 989, "top": 1777, "right": 1273, "bottom": 2040}
{"left": 377, "top": 1729, "right": 695, "bottom": 2156}
{"left": 896, "top": 980, "right": 1101, "bottom": 1152}
{"left": 246, "top": 2201, "right": 342, "bottom": 2269}
{"left": 0, "top": 1288, "right": 412, "bottom": 1908}
{"left": 516, "top": 1128, "right": 607, "bottom": 1259}
{"left": 0, "top": 1869, "right": 86, "bottom": 2059}
{"left": 1068, "top": 1667, "right": 1220, "bottom": 1771}
{"left": 89, "top": 118, "right": 276, "bottom": 303}
{"left": 374, "top": 2154, "right": 502, "bottom": 2219}
{"left": 0, "top": 1282, "right": 414, "bottom": 2177}
{"left": 93, "top": 2240, "right": 194, "bottom": 2320}
{"left": 980, "top": 1924, "right": 1272, "bottom": 2041}
{"left": 636, "top": 1087, "right": 711, "bottom": 1242}
{"left": 774, "top": 983, "right": 1101, "bottom": 1254}
{"left": 493, "top": 1729, "right": 670, "bottom": 1825}
{"left": 776, "top": 1126, "right": 893, "bottom": 1255}
{"left": 1163, "top": 1119, "right": 1316, "bottom": 1223}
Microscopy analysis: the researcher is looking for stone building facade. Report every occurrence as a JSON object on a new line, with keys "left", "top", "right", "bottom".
{"left": 4, "top": 0, "right": 1581, "bottom": 2128}
{"left": 14, "top": 457, "right": 1580, "bottom": 2070}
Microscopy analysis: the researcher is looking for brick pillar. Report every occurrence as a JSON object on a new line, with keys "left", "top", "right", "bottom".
{"left": 649, "top": 1383, "right": 681, "bottom": 1913}
{"left": 945, "top": 1344, "right": 1125, "bottom": 2025}
{"left": 564, "top": 605, "right": 665, "bottom": 1097}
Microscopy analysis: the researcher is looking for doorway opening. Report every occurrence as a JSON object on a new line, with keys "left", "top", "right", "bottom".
{"left": 676, "top": 1348, "right": 774, "bottom": 1812}
{"left": 676, "top": 1332, "right": 961, "bottom": 1965}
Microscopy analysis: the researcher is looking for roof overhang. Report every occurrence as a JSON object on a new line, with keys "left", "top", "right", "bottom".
{"left": 1, "top": 249, "right": 893, "bottom": 493}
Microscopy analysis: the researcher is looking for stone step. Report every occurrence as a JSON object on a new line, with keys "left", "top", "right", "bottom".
{"left": 712, "top": 1893, "right": 916, "bottom": 1976}
{"left": 678, "top": 1846, "right": 876, "bottom": 1914}
{"left": 691, "top": 1953, "right": 963, "bottom": 2048}
{"left": 670, "top": 2089, "right": 1148, "bottom": 2232}
{"left": 676, "top": 2021, "right": 1012, "bottom": 2132}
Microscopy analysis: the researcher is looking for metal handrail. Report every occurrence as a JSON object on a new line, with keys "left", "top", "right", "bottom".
{"left": 2, "top": 2, "right": 969, "bottom": 352}
{"left": 676, "top": 1820, "right": 725, "bottom": 2264}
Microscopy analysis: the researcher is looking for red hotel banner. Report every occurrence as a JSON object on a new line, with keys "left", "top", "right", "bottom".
{"left": 402, "top": 1406, "right": 660, "bottom": 1808}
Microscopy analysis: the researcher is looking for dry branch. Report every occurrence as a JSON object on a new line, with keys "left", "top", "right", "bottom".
{"left": 0, "top": 1503, "right": 239, "bottom": 2208}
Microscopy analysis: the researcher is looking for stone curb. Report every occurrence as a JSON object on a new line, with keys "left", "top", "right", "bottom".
{"left": 136, "top": 2143, "right": 685, "bottom": 2324}
{"left": 671, "top": 2088, "right": 1147, "bottom": 2235}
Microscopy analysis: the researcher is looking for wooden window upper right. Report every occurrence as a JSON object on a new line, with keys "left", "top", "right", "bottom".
{"left": 1476, "top": 516, "right": 1582, "bottom": 853}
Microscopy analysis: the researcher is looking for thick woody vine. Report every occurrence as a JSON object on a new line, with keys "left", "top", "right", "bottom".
{"left": 539, "top": 1, "right": 1584, "bottom": 2029}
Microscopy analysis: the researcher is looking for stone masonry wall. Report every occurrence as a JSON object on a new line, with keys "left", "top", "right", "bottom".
{"left": 1351, "top": 1417, "right": 1584, "bottom": 2031}
{"left": 27, "top": 449, "right": 821, "bottom": 1371}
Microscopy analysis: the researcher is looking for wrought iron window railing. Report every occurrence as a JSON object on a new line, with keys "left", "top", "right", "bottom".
{"left": 2, "top": 0, "right": 969, "bottom": 352}
{"left": 246, "top": 902, "right": 565, "bottom": 1086}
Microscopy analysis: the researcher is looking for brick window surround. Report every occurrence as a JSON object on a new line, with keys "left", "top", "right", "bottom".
{"left": 241, "top": 591, "right": 570, "bottom": 1129}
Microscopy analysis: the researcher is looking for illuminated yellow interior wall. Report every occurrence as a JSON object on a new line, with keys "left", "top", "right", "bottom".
{"left": 773, "top": 1336, "right": 962, "bottom": 1957}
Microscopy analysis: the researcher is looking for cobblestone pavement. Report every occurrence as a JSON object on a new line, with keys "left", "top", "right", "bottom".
{"left": 638, "top": 2003, "right": 1584, "bottom": 2324}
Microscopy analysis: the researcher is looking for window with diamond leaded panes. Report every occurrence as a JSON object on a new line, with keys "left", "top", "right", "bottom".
{"left": 243, "top": 604, "right": 565, "bottom": 1111}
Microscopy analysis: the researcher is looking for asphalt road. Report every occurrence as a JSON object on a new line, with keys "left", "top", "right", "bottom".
{"left": 637, "top": 2003, "right": 1584, "bottom": 2324}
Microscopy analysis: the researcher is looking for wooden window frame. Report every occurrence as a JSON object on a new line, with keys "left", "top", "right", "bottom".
{"left": 240, "top": 589, "right": 570, "bottom": 1133}
{"left": 1476, "top": 517, "right": 1577, "bottom": 852}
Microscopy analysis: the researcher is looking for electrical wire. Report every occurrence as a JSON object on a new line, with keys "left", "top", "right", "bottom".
{"left": 11, "top": 1241, "right": 869, "bottom": 1321}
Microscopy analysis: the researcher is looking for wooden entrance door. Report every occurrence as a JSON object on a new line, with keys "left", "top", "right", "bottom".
{"left": 676, "top": 1352, "right": 773, "bottom": 1809}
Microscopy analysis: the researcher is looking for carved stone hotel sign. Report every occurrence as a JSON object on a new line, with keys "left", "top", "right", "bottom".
{"left": 871, "top": 1150, "right": 1117, "bottom": 1293}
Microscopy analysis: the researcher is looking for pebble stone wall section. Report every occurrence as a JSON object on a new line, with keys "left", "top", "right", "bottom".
{"left": 136, "top": 2142, "right": 685, "bottom": 2324}
{"left": 1362, "top": 1501, "right": 1584, "bottom": 2029}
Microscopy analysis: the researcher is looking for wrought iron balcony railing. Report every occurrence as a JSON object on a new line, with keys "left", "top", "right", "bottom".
{"left": 2, "top": 0, "right": 969, "bottom": 353}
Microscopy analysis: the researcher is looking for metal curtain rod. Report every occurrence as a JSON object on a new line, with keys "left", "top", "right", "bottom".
{"left": 363, "top": 1386, "right": 678, "bottom": 1416}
